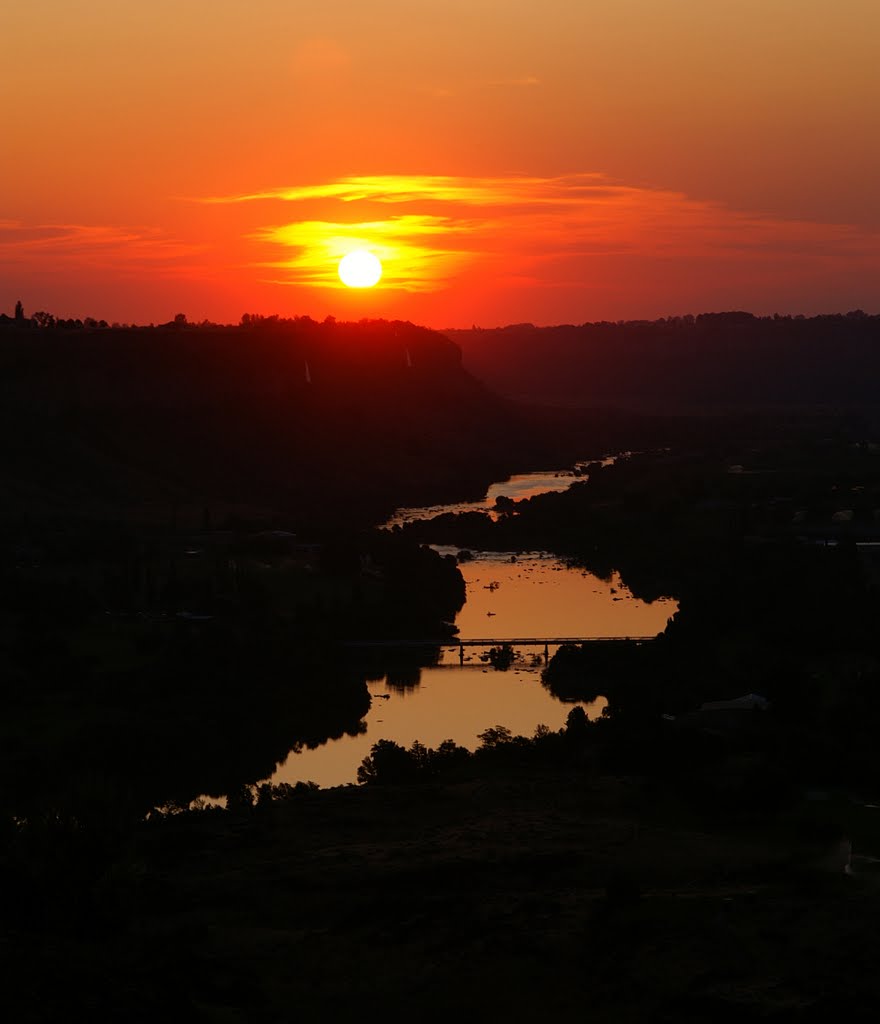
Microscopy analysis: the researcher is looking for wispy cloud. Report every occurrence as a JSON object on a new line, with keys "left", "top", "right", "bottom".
{"left": 204, "top": 173, "right": 880, "bottom": 294}
{"left": 5, "top": 177, "right": 876, "bottom": 321}
{"left": 203, "top": 174, "right": 607, "bottom": 207}
{"left": 0, "top": 222, "right": 204, "bottom": 273}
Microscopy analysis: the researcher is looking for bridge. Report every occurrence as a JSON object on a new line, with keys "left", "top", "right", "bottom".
{"left": 345, "top": 635, "right": 657, "bottom": 663}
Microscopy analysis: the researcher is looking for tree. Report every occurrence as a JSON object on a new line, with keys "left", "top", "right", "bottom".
{"left": 477, "top": 725, "right": 513, "bottom": 748}
{"left": 14, "top": 300, "right": 24, "bottom": 320}
{"left": 357, "top": 740, "right": 416, "bottom": 785}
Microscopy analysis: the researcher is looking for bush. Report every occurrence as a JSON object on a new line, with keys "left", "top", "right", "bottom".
{"left": 357, "top": 738, "right": 471, "bottom": 785}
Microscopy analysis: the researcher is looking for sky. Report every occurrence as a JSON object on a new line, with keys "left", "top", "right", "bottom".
{"left": 2, "top": 0, "right": 878, "bottom": 327}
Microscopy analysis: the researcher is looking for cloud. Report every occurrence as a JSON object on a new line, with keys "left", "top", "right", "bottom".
{"left": 251, "top": 214, "right": 472, "bottom": 292}
{"left": 203, "top": 174, "right": 607, "bottom": 207}
{"left": 0, "top": 222, "right": 204, "bottom": 274}
{"left": 204, "top": 173, "right": 880, "bottom": 295}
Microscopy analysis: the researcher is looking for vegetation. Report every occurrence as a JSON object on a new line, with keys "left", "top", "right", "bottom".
{"left": 4, "top": 305, "right": 880, "bottom": 1018}
{"left": 0, "top": 311, "right": 605, "bottom": 527}
{"left": 448, "top": 310, "right": 880, "bottom": 410}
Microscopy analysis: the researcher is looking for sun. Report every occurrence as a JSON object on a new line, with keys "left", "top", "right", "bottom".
{"left": 338, "top": 249, "right": 382, "bottom": 288}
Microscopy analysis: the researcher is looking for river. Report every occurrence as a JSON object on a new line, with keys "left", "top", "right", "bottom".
{"left": 382, "top": 463, "right": 601, "bottom": 527}
{"left": 267, "top": 462, "right": 676, "bottom": 789}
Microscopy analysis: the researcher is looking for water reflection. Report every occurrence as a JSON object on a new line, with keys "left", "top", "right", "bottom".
{"left": 384, "top": 457, "right": 623, "bottom": 529}
{"left": 261, "top": 460, "right": 676, "bottom": 791}
{"left": 268, "top": 550, "right": 674, "bottom": 789}
{"left": 452, "top": 551, "right": 674, "bottom": 639}
{"left": 384, "top": 467, "right": 588, "bottom": 528}
{"left": 269, "top": 656, "right": 607, "bottom": 790}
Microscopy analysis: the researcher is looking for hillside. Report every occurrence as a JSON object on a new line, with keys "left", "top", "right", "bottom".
{"left": 0, "top": 317, "right": 582, "bottom": 527}
{"left": 446, "top": 312, "right": 880, "bottom": 413}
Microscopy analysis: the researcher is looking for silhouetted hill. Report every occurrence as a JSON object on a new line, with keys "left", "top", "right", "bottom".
{"left": 0, "top": 317, "right": 583, "bottom": 526}
{"left": 446, "top": 311, "right": 880, "bottom": 412}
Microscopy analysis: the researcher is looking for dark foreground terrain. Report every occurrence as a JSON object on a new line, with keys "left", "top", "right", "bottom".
{"left": 448, "top": 311, "right": 880, "bottom": 411}
{"left": 0, "top": 314, "right": 604, "bottom": 527}
{"left": 7, "top": 764, "right": 880, "bottom": 1022}
{"left": 5, "top": 310, "right": 880, "bottom": 1019}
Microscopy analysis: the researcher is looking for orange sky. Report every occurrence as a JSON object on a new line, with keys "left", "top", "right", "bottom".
{"left": 2, "top": 1, "right": 878, "bottom": 326}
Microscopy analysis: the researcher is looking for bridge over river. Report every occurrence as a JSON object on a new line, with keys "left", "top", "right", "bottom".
{"left": 346, "top": 635, "right": 658, "bottom": 663}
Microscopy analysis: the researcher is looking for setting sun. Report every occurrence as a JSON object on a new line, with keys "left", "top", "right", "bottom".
{"left": 338, "top": 249, "right": 382, "bottom": 288}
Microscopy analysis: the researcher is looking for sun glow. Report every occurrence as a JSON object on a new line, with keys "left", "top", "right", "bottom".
{"left": 253, "top": 214, "right": 465, "bottom": 292}
{"left": 338, "top": 249, "right": 382, "bottom": 288}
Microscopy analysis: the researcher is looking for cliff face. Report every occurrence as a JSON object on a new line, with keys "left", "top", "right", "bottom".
{"left": 0, "top": 319, "right": 532, "bottom": 524}
{"left": 0, "top": 318, "right": 463, "bottom": 408}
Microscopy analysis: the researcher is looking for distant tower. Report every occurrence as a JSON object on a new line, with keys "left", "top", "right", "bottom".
{"left": 14, "top": 300, "right": 24, "bottom": 321}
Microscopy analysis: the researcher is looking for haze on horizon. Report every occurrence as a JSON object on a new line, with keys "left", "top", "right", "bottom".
{"left": 2, "top": 0, "right": 878, "bottom": 327}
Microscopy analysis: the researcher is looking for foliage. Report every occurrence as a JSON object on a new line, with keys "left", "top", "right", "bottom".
{"left": 487, "top": 643, "right": 515, "bottom": 670}
{"left": 357, "top": 738, "right": 471, "bottom": 784}
{"left": 356, "top": 717, "right": 599, "bottom": 786}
